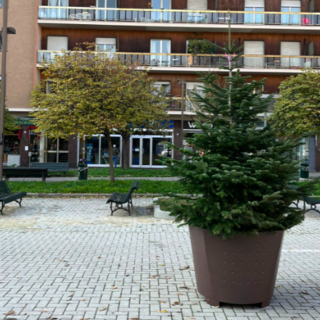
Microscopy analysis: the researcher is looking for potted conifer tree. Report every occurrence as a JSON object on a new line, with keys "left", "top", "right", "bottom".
{"left": 161, "top": 39, "right": 316, "bottom": 307}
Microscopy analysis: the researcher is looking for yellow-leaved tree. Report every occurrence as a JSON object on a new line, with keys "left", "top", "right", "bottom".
{"left": 31, "top": 44, "right": 169, "bottom": 183}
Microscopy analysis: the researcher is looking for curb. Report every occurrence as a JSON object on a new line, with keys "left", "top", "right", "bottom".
{"left": 26, "top": 193, "right": 164, "bottom": 198}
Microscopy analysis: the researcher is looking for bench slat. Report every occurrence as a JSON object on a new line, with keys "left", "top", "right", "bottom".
{"left": 31, "top": 163, "right": 69, "bottom": 172}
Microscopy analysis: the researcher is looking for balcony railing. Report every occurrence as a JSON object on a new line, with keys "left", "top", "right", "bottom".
{"left": 38, "top": 7, "right": 320, "bottom": 26}
{"left": 37, "top": 51, "right": 320, "bottom": 70}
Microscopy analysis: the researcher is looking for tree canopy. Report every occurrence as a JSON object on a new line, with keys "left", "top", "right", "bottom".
{"left": 31, "top": 44, "right": 169, "bottom": 182}
{"left": 270, "top": 69, "right": 320, "bottom": 137}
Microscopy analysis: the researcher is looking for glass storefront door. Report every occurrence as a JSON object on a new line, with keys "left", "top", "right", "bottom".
{"left": 84, "top": 134, "right": 122, "bottom": 166}
{"left": 130, "top": 135, "right": 173, "bottom": 168}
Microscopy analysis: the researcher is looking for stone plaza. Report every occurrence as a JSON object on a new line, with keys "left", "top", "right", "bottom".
{"left": 0, "top": 198, "right": 320, "bottom": 320}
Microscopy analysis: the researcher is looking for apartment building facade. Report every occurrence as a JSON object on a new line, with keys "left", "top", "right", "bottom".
{"left": 2, "top": 0, "right": 320, "bottom": 169}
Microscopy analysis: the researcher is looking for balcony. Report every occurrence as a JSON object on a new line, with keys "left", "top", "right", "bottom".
{"left": 38, "top": 7, "right": 320, "bottom": 33}
{"left": 37, "top": 51, "right": 320, "bottom": 74}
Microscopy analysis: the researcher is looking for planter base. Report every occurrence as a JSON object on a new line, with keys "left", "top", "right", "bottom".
{"left": 189, "top": 226, "right": 284, "bottom": 307}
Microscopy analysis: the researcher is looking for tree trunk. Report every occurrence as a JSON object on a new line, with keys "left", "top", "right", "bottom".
{"left": 105, "top": 130, "right": 115, "bottom": 184}
{"left": 122, "top": 134, "right": 130, "bottom": 170}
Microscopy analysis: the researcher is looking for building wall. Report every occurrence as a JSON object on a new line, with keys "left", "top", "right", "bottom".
{"left": 40, "top": 28, "right": 320, "bottom": 56}
{"left": 0, "top": 0, "right": 37, "bottom": 113}
{"left": 40, "top": 0, "right": 318, "bottom": 11}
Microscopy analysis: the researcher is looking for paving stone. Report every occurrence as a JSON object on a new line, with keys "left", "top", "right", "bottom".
{"left": 0, "top": 198, "right": 320, "bottom": 319}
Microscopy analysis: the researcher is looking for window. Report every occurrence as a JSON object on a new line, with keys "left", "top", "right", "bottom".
{"left": 96, "top": 38, "right": 116, "bottom": 57}
{"left": 46, "top": 81, "right": 56, "bottom": 94}
{"left": 97, "top": 0, "right": 117, "bottom": 20}
{"left": 48, "top": 0, "right": 68, "bottom": 19}
{"left": 0, "top": 0, "right": 3, "bottom": 8}
{"left": 45, "top": 138, "right": 69, "bottom": 163}
{"left": 152, "top": 0, "right": 171, "bottom": 21}
{"left": 84, "top": 135, "right": 122, "bottom": 166}
{"left": 281, "top": 41, "right": 301, "bottom": 67}
{"left": 186, "top": 82, "right": 204, "bottom": 111}
{"left": 281, "top": 0, "right": 300, "bottom": 25}
{"left": 151, "top": 40, "right": 171, "bottom": 66}
{"left": 244, "top": 41, "right": 264, "bottom": 68}
{"left": 154, "top": 82, "right": 171, "bottom": 96}
{"left": 245, "top": 0, "right": 264, "bottom": 24}
{"left": 47, "top": 36, "right": 68, "bottom": 51}
{"left": 47, "top": 36, "right": 68, "bottom": 62}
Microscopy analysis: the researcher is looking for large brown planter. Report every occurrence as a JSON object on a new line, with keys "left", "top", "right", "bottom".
{"left": 189, "top": 226, "right": 284, "bottom": 308}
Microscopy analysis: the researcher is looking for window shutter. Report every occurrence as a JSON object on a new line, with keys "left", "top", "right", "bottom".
{"left": 244, "top": 41, "right": 264, "bottom": 55}
{"left": 47, "top": 36, "right": 68, "bottom": 51}
{"left": 245, "top": 0, "right": 264, "bottom": 7}
{"left": 96, "top": 38, "right": 116, "bottom": 45}
{"left": 281, "top": 41, "right": 301, "bottom": 67}
{"left": 187, "top": 0, "right": 207, "bottom": 10}
{"left": 281, "top": 0, "right": 301, "bottom": 7}
{"left": 244, "top": 41, "right": 264, "bottom": 68}
{"left": 280, "top": 42, "right": 300, "bottom": 55}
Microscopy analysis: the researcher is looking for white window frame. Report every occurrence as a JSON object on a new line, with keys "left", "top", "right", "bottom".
{"left": 130, "top": 134, "right": 174, "bottom": 168}
{"left": 186, "top": 82, "right": 204, "bottom": 112}
{"left": 85, "top": 134, "right": 123, "bottom": 167}
{"left": 96, "top": 0, "right": 117, "bottom": 8}
{"left": 45, "top": 138, "right": 69, "bottom": 164}
{"left": 151, "top": 40, "right": 171, "bottom": 66}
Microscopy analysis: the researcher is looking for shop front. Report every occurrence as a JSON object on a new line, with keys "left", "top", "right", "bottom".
{"left": 130, "top": 134, "right": 173, "bottom": 168}
{"left": 81, "top": 134, "right": 122, "bottom": 167}
{"left": 3, "top": 134, "right": 21, "bottom": 166}
{"left": 183, "top": 121, "right": 202, "bottom": 153}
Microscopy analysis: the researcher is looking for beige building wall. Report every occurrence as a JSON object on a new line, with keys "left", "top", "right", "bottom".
{"left": 0, "top": 0, "right": 38, "bottom": 115}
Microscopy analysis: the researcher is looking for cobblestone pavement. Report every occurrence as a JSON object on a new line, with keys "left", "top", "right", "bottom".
{"left": 0, "top": 198, "right": 320, "bottom": 320}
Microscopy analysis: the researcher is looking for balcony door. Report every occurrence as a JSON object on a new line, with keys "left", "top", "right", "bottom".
{"left": 281, "top": 0, "right": 300, "bottom": 25}
{"left": 186, "top": 82, "right": 204, "bottom": 112}
{"left": 96, "top": 38, "right": 116, "bottom": 58}
{"left": 244, "top": 41, "right": 264, "bottom": 68}
{"left": 96, "top": 0, "right": 117, "bottom": 20}
{"left": 281, "top": 41, "right": 301, "bottom": 68}
{"left": 151, "top": 40, "right": 171, "bottom": 66}
{"left": 48, "top": 0, "right": 68, "bottom": 19}
{"left": 47, "top": 36, "right": 68, "bottom": 62}
{"left": 152, "top": 0, "right": 171, "bottom": 21}
{"left": 244, "top": 0, "right": 264, "bottom": 24}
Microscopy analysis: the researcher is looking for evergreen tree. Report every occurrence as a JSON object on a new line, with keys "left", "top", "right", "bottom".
{"left": 162, "top": 40, "right": 315, "bottom": 238}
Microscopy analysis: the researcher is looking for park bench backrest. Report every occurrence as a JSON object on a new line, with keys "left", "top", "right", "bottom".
{"left": 0, "top": 181, "right": 10, "bottom": 196}
{"left": 125, "top": 181, "right": 139, "bottom": 201}
{"left": 31, "top": 163, "right": 69, "bottom": 171}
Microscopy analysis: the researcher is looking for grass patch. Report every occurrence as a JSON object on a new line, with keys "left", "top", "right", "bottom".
{"left": 8, "top": 180, "right": 184, "bottom": 194}
{"left": 50, "top": 168, "right": 174, "bottom": 178}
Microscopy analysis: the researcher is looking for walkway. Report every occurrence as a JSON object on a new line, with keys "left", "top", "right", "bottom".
{"left": 0, "top": 198, "right": 320, "bottom": 320}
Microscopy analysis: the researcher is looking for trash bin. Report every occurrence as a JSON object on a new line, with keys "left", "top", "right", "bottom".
{"left": 78, "top": 161, "right": 88, "bottom": 181}
{"left": 300, "top": 159, "right": 309, "bottom": 179}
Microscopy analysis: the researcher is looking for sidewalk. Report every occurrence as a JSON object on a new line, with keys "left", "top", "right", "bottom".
{"left": 0, "top": 198, "right": 320, "bottom": 320}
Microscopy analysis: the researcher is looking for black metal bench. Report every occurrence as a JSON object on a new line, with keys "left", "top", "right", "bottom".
{"left": 0, "top": 181, "right": 27, "bottom": 215}
{"left": 3, "top": 167, "right": 48, "bottom": 182}
{"left": 107, "top": 181, "right": 139, "bottom": 216}
{"left": 31, "top": 163, "right": 69, "bottom": 176}
{"left": 303, "top": 196, "right": 320, "bottom": 214}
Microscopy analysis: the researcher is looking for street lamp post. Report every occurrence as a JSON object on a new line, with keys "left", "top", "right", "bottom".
{"left": 178, "top": 80, "right": 186, "bottom": 148}
{"left": 0, "top": 0, "right": 16, "bottom": 180}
